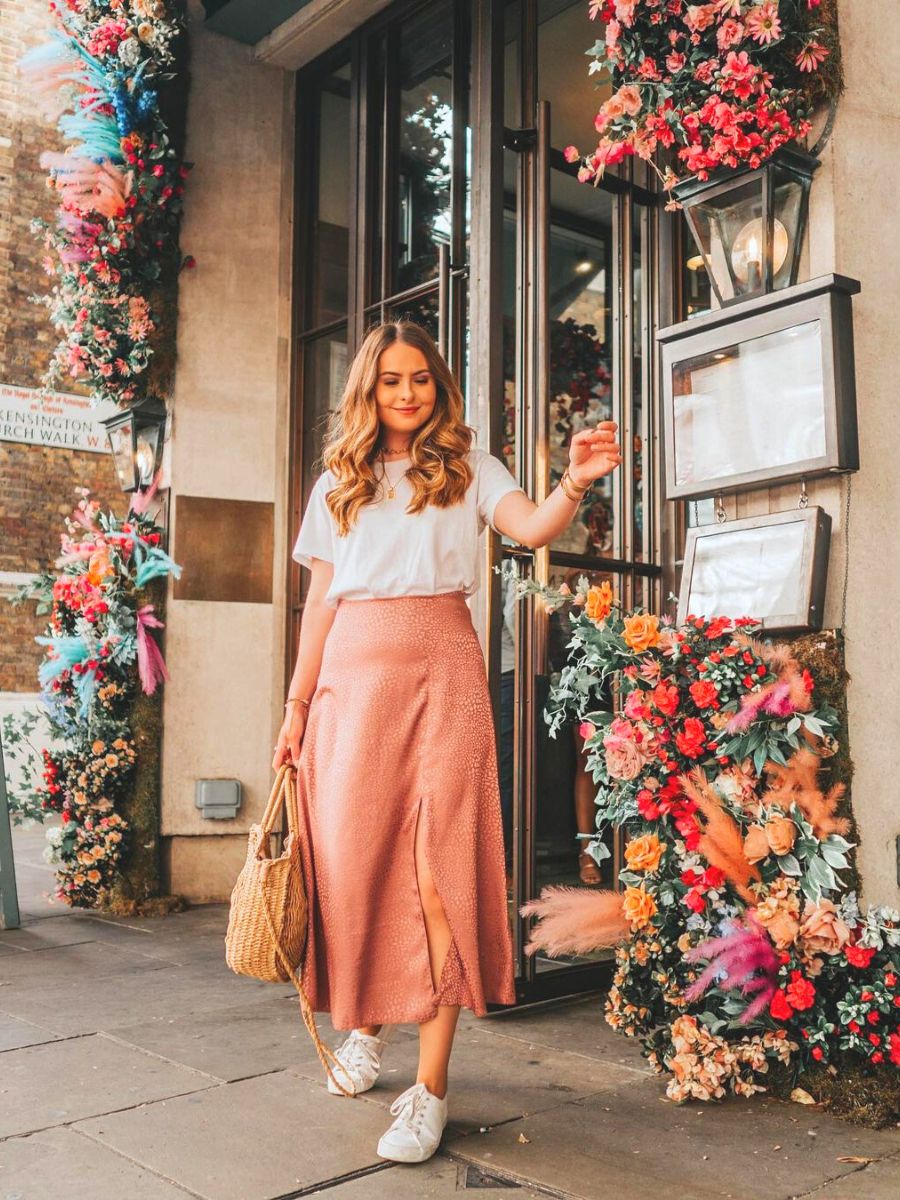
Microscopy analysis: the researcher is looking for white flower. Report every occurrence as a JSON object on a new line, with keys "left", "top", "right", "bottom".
{"left": 118, "top": 37, "right": 142, "bottom": 67}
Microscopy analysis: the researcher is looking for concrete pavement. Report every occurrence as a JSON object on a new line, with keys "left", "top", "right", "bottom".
{"left": 2, "top": 823, "right": 900, "bottom": 1200}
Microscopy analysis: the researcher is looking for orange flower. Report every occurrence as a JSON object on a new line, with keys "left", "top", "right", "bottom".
{"left": 623, "top": 613, "right": 660, "bottom": 653}
{"left": 585, "top": 581, "right": 614, "bottom": 624}
{"left": 765, "top": 816, "right": 796, "bottom": 858}
{"left": 743, "top": 824, "right": 769, "bottom": 864}
{"left": 87, "top": 548, "right": 114, "bottom": 588}
{"left": 91, "top": 740, "right": 106, "bottom": 755}
{"left": 624, "top": 833, "right": 665, "bottom": 874}
{"left": 800, "top": 899, "right": 851, "bottom": 956}
{"left": 622, "top": 885, "right": 657, "bottom": 929}
{"left": 86, "top": 870, "right": 102, "bottom": 884}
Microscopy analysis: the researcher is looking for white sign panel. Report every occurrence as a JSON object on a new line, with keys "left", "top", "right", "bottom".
{"left": 0, "top": 383, "right": 118, "bottom": 453}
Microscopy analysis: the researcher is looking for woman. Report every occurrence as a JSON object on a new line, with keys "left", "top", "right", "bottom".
{"left": 273, "top": 320, "right": 621, "bottom": 1164}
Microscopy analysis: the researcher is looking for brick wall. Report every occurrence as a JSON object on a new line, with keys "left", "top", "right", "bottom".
{"left": 0, "top": 0, "right": 122, "bottom": 695}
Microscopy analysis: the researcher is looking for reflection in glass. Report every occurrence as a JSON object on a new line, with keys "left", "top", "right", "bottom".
{"left": 545, "top": 201, "right": 614, "bottom": 557}
{"left": 682, "top": 214, "right": 712, "bottom": 320}
{"left": 532, "top": 565, "right": 618, "bottom": 968}
{"left": 395, "top": 3, "right": 453, "bottom": 293}
{"left": 310, "top": 63, "right": 351, "bottom": 329}
{"left": 301, "top": 329, "right": 347, "bottom": 498}
{"left": 672, "top": 321, "right": 826, "bottom": 490}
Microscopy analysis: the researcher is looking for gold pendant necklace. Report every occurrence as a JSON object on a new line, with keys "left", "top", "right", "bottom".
{"left": 377, "top": 449, "right": 408, "bottom": 501}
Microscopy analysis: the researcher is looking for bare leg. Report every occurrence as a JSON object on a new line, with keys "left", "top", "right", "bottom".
{"left": 412, "top": 801, "right": 460, "bottom": 1099}
{"left": 573, "top": 726, "right": 602, "bottom": 883}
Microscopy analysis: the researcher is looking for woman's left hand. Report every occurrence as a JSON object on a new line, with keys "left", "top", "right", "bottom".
{"left": 568, "top": 421, "right": 622, "bottom": 490}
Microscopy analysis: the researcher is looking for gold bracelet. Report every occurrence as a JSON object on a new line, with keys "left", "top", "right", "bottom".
{"left": 559, "top": 470, "right": 587, "bottom": 503}
{"left": 562, "top": 466, "right": 590, "bottom": 493}
{"left": 285, "top": 697, "right": 311, "bottom": 708}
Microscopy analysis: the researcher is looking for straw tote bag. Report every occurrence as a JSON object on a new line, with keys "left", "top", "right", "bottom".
{"left": 224, "top": 763, "right": 355, "bottom": 1096}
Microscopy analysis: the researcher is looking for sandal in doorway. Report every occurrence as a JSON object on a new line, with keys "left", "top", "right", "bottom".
{"left": 578, "top": 849, "right": 603, "bottom": 885}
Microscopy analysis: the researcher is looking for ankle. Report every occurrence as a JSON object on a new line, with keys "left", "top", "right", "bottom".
{"left": 416, "top": 1075, "right": 447, "bottom": 1100}
{"left": 356, "top": 1024, "right": 382, "bottom": 1038}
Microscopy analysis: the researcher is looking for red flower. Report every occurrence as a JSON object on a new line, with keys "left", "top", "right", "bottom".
{"left": 885, "top": 972, "right": 897, "bottom": 988}
{"left": 684, "top": 888, "right": 706, "bottom": 914}
{"left": 769, "top": 989, "right": 792, "bottom": 1021}
{"left": 867, "top": 1032, "right": 881, "bottom": 1047}
{"left": 871, "top": 1051, "right": 884, "bottom": 1064}
{"left": 689, "top": 680, "right": 718, "bottom": 708}
{"left": 701, "top": 866, "right": 725, "bottom": 889}
{"left": 811, "top": 1045, "right": 824, "bottom": 1061}
{"left": 848, "top": 1020, "right": 861, "bottom": 1034}
{"left": 652, "top": 682, "right": 680, "bottom": 715}
{"left": 845, "top": 943, "right": 877, "bottom": 969}
{"left": 888, "top": 1033, "right": 900, "bottom": 1066}
{"left": 867, "top": 1011, "right": 880, "bottom": 1025}
{"left": 785, "top": 971, "right": 816, "bottom": 1012}
{"left": 675, "top": 717, "right": 707, "bottom": 758}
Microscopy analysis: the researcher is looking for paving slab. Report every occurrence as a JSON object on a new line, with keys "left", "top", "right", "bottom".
{"left": 0, "top": 1012, "right": 61, "bottom": 1052}
{"left": 0, "top": 959, "right": 297, "bottom": 1036}
{"left": 0, "top": 1126, "right": 196, "bottom": 1199}
{"left": 812, "top": 1153, "right": 900, "bottom": 1199}
{"left": 0, "top": 1032, "right": 217, "bottom": 1138}
{"left": 293, "top": 1022, "right": 647, "bottom": 1135}
{"left": 325, "top": 1155, "right": 557, "bottom": 1197}
{"left": 74, "top": 1069, "right": 399, "bottom": 1200}
{"left": 467, "top": 992, "right": 650, "bottom": 1075}
{"left": 443, "top": 1078, "right": 900, "bottom": 1200}
{"left": 0, "top": 939, "right": 178, "bottom": 990}
{"left": 107, "top": 995, "right": 415, "bottom": 1082}
{"left": 0, "top": 916, "right": 103, "bottom": 952}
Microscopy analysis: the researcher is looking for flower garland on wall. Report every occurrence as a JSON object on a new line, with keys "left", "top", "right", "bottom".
{"left": 21, "top": 0, "right": 191, "bottom": 407}
{"left": 6, "top": 489, "right": 181, "bottom": 907}
{"left": 498, "top": 564, "right": 900, "bottom": 1108}
{"left": 566, "top": 1, "right": 840, "bottom": 193}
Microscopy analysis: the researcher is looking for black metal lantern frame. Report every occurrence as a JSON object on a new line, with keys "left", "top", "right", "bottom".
{"left": 100, "top": 397, "right": 168, "bottom": 494}
{"left": 675, "top": 147, "right": 820, "bottom": 308}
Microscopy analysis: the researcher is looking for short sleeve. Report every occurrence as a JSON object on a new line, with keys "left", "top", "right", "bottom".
{"left": 291, "top": 474, "right": 335, "bottom": 568}
{"left": 475, "top": 449, "right": 526, "bottom": 533}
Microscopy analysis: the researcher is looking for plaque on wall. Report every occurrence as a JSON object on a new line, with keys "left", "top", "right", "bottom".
{"left": 658, "top": 274, "right": 860, "bottom": 501}
{"left": 677, "top": 507, "right": 831, "bottom": 634}
{"left": 173, "top": 497, "right": 274, "bottom": 604}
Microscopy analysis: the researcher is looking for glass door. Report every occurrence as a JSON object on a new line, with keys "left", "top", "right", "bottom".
{"left": 494, "top": 0, "right": 663, "bottom": 1002}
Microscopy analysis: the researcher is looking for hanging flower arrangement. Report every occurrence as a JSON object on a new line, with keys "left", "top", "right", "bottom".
{"left": 567, "top": 1, "right": 840, "bottom": 195}
{"left": 21, "top": 0, "right": 191, "bottom": 408}
{"left": 6, "top": 488, "right": 181, "bottom": 907}
{"left": 498, "top": 564, "right": 900, "bottom": 1106}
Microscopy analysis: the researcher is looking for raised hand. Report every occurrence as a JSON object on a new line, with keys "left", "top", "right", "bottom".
{"left": 568, "top": 421, "right": 622, "bottom": 489}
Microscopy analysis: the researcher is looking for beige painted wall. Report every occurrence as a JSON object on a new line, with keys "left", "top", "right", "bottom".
{"left": 162, "top": 3, "right": 295, "bottom": 899}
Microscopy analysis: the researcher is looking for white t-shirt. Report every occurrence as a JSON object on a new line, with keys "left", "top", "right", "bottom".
{"left": 292, "top": 447, "right": 526, "bottom": 609}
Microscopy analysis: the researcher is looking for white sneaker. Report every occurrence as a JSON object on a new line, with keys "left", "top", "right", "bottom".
{"left": 326, "top": 1025, "right": 395, "bottom": 1096}
{"left": 376, "top": 1081, "right": 448, "bottom": 1163}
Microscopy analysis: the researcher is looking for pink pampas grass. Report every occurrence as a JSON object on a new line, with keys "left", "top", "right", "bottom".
{"left": 519, "top": 886, "right": 628, "bottom": 958}
{"left": 685, "top": 915, "right": 779, "bottom": 1024}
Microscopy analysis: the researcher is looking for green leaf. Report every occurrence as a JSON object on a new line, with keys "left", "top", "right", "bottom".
{"left": 778, "top": 853, "right": 802, "bottom": 877}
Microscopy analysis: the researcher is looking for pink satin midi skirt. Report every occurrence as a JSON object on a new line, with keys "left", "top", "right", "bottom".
{"left": 293, "top": 590, "right": 517, "bottom": 1031}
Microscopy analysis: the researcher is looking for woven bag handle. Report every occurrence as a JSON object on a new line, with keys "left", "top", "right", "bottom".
{"left": 258, "top": 866, "right": 357, "bottom": 1097}
{"left": 254, "top": 768, "right": 292, "bottom": 854}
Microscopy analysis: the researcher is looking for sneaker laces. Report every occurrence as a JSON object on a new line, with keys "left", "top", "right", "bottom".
{"left": 339, "top": 1032, "right": 382, "bottom": 1079}
{"left": 389, "top": 1082, "right": 431, "bottom": 1130}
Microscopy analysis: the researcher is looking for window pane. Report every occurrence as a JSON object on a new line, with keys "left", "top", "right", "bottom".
{"left": 310, "top": 63, "right": 351, "bottom": 328}
{"left": 382, "top": 292, "right": 439, "bottom": 343}
{"left": 301, "top": 328, "right": 348, "bottom": 490}
{"left": 394, "top": 2, "right": 454, "bottom": 293}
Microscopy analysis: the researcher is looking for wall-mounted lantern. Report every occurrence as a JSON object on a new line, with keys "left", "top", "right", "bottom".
{"left": 100, "top": 397, "right": 167, "bottom": 493}
{"left": 675, "top": 148, "right": 820, "bottom": 307}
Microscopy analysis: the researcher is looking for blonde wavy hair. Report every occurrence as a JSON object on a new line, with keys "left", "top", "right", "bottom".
{"left": 317, "top": 321, "right": 477, "bottom": 537}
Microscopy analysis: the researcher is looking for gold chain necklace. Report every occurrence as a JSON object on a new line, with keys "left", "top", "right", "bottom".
{"left": 376, "top": 448, "right": 410, "bottom": 501}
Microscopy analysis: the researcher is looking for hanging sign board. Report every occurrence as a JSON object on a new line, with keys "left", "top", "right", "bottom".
{"left": 0, "top": 383, "right": 118, "bottom": 454}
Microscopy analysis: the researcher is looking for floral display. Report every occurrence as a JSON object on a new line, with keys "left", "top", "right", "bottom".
{"left": 5, "top": 488, "right": 181, "bottom": 906}
{"left": 500, "top": 563, "right": 900, "bottom": 1104}
{"left": 21, "top": 0, "right": 190, "bottom": 408}
{"left": 566, "top": 1, "right": 839, "bottom": 194}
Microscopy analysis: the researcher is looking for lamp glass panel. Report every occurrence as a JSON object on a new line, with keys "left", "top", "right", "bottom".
{"left": 671, "top": 320, "right": 826, "bottom": 488}
{"left": 134, "top": 422, "right": 161, "bottom": 487}
{"left": 687, "top": 520, "right": 808, "bottom": 622}
{"left": 772, "top": 165, "right": 804, "bottom": 288}
{"left": 685, "top": 175, "right": 764, "bottom": 302}
{"left": 107, "top": 418, "right": 136, "bottom": 490}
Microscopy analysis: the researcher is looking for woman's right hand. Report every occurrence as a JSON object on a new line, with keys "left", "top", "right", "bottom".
{"left": 272, "top": 705, "right": 308, "bottom": 771}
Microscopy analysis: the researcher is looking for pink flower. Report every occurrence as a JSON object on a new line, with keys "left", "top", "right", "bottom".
{"left": 578, "top": 721, "right": 597, "bottom": 743}
{"left": 684, "top": 4, "right": 717, "bottom": 34}
{"left": 604, "top": 737, "right": 647, "bottom": 781}
{"left": 796, "top": 41, "right": 828, "bottom": 72}
{"left": 563, "top": 145, "right": 580, "bottom": 163}
{"left": 716, "top": 18, "right": 744, "bottom": 51}
{"left": 666, "top": 51, "right": 686, "bottom": 73}
{"left": 745, "top": 3, "right": 782, "bottom": 45}
{"left": 617, "top": 84, "right": 643, "bottom": 116}
{"left": 614, "top": 0, "right": 637, "bottom": 25}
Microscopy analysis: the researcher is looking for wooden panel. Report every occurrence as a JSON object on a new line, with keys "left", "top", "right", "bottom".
{"left": 173, "top": 496, "right": 274, "bottom": 603}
